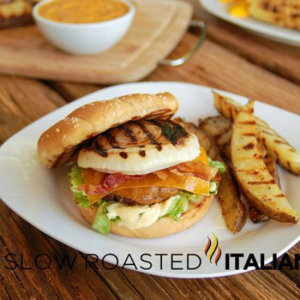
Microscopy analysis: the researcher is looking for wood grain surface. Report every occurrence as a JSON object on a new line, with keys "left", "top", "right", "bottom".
{"left": 1, "top": 2, "right": 300, "bottom": 299}
{"left": 0, "top": 0, "right": 192, "bottom": 84}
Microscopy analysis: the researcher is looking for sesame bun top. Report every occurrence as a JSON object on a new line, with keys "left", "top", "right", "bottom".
{"left": 37, "top": 93, "right": 179, "bottom": 168}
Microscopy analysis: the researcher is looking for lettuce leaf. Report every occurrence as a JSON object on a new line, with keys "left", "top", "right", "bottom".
{"left": 92, "top": 202, "right": 121, "bottom": 234}
{"left": 69, "top": 166, "right": 90, "bottom": 208}
{"left": 92, "top": 202, "right": 111, "bottom": 235}
{"left": 209, "top": 180, "right": 219, "bottom": 195}
{"left": 209, "top": 158, "right": 226, "bottom": 173}
{"left": 165, "top": 192, "right": 190, "bottom": 221}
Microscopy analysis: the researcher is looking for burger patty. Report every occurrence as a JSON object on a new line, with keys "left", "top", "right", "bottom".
{"left": 102, "top": 187, "right": 179, "bottom": 206}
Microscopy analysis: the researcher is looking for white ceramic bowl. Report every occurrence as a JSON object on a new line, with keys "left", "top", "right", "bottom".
{"left": 33, "top": 0, "right": 136, "bottom": 55}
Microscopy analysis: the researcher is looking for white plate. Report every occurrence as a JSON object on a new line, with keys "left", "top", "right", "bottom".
{"left": 200, "top": 0, "right": 300, "bottom": 46}
{"left": 0, "top": 82, "right": 300, "bottom": 278}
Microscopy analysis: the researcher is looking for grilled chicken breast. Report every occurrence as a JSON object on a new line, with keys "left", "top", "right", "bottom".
{"left": 78, "top": 120, "right": 200, "bottom": 175}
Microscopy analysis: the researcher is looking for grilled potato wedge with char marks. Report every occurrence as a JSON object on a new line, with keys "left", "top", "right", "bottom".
{"left": 213, "top": 92, "right": 242, "bottom": 121}
{"left": 200, "top": 116, "right": 270, "bottom": 223}
{"left": 264, "top": 152, "right": 281, "bottom": 187}
{"left": 181, "top": 120, "right": 247, "bottom": 233}
{"left": 231, "top": 101, "right": 298, "bottom": 223}
{"left": 256, "top": 117, "right": 300, "bottom": 175}
{"left": 214, "top": 92, "right": 300, "bottom": 175}
{"left": 217, "top": 160, "right": 247, "bottom": 233}
{"left": 199, "top": 116, "right": 232, "bottom": 160}
{"left": 248, "top": 150, "right": 280, "bottom": 223}
{"left": 248, "top": 0, "right": 300, "bottom": 31}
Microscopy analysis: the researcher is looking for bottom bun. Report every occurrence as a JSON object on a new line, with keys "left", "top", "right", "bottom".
{"left": 78, "top": 195, "right": 214, "bottom": 238}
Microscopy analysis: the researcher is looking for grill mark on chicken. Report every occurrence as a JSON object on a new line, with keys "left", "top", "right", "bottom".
{"left": 119, "top": 152, "right": 128, "bottom": 159}
{"left": 93, "top": 139, "right": 108, "bottom": 157}
{"left": 136, "top": 120, "right": 163, "bottom": 151}
{"left": 139, "top": 150, "right": 146, "bottom": 157}
{"left": 102, "top": 131, "right": 120, "bottom": 149}
{"left": 151, "top": 120, "right": 188, "bottom": 146}
{"left": 82, "top": 119, "right": 190, "bottom": 156}
{"left": 156, "top": 144, "right": 163, "bottom": 151}
{"left": 51, "top": 144, "right": 78, "bottom": 167}
{"left": 119, "top": 124, "right": 137, "bottom": 143}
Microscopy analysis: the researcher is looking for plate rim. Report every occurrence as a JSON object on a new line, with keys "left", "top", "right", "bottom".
{"left": 199, "top": 0, "right": 300, "bottom": 46}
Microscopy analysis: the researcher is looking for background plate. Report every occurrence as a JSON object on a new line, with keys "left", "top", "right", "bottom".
{"left": 0, "top": 82, "right": 300, "bottom": 278}
{"left": 200, "top": 0, "right": 300, "bottom": 46}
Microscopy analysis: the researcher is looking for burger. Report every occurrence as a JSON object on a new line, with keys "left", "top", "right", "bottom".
{"left": 38, "top": 93, "right": 223, "bottom": 238}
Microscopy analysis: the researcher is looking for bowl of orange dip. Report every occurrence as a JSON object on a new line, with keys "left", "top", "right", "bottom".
{"left": 33, "top": 0, "right": 136, "bottom": 55}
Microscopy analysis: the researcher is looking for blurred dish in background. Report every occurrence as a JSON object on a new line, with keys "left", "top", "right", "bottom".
{"left": 0, "top": 0, "right": 39, "bottom": 29}
{"left": 33, "top": 0, "right": 136, "bottom": 55}
{"left": 38, "top": 0, "right": 130, "bottom": 24}
{"left": 200, "top": 0, "right": 300, "bottom": 46}
{"left": 222, "top": 0, "right": 300, "bottom": 31}
{"left": 0, "top": 0, "right": 198, "bottom": 83}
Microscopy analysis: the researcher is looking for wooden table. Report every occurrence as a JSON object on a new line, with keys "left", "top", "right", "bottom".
{"left": 1, "top": 5, "right": 300, "bottom": 299}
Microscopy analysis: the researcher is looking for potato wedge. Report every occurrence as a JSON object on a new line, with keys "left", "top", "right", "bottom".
{"left": 231, "top": 101, "right": 298, "bottom": 223}
{"left": 217, "top": 161, "right": 247, "bottom": 233}
{"left": 201, "top": 115, "right": 282, "bottom": 223}
{"left": 213, "top": 91, "right": 241, "bottom": 121}
{"left": 256, "top": 118, "right": 300, "bottom": 175}
{"left": 199, "top": 116, "right": 232, "bottom": 160}
{"left": 213, "top": 91, "right": 300, "bottom": 175}
{"left": 181, "top": 120, "right": 247, "bottom": 233}
{"left": 264, "top": 152, "right": 281, "bottom": 187}
{"left": 200, "top": 116, "right": 270, "bottom": 223}
{"left": 248, "top": 205, "right": 269, "bottom": 223}
{"left": 199, "top": 117, "right": 280, "bottom": 187}
{"left": 248, "top": 150, "right": 282, "bottom": 223}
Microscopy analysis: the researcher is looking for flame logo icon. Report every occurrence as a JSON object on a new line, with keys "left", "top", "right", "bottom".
{"left": 204, "top": 233, "right": 222, "bottom": 266}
